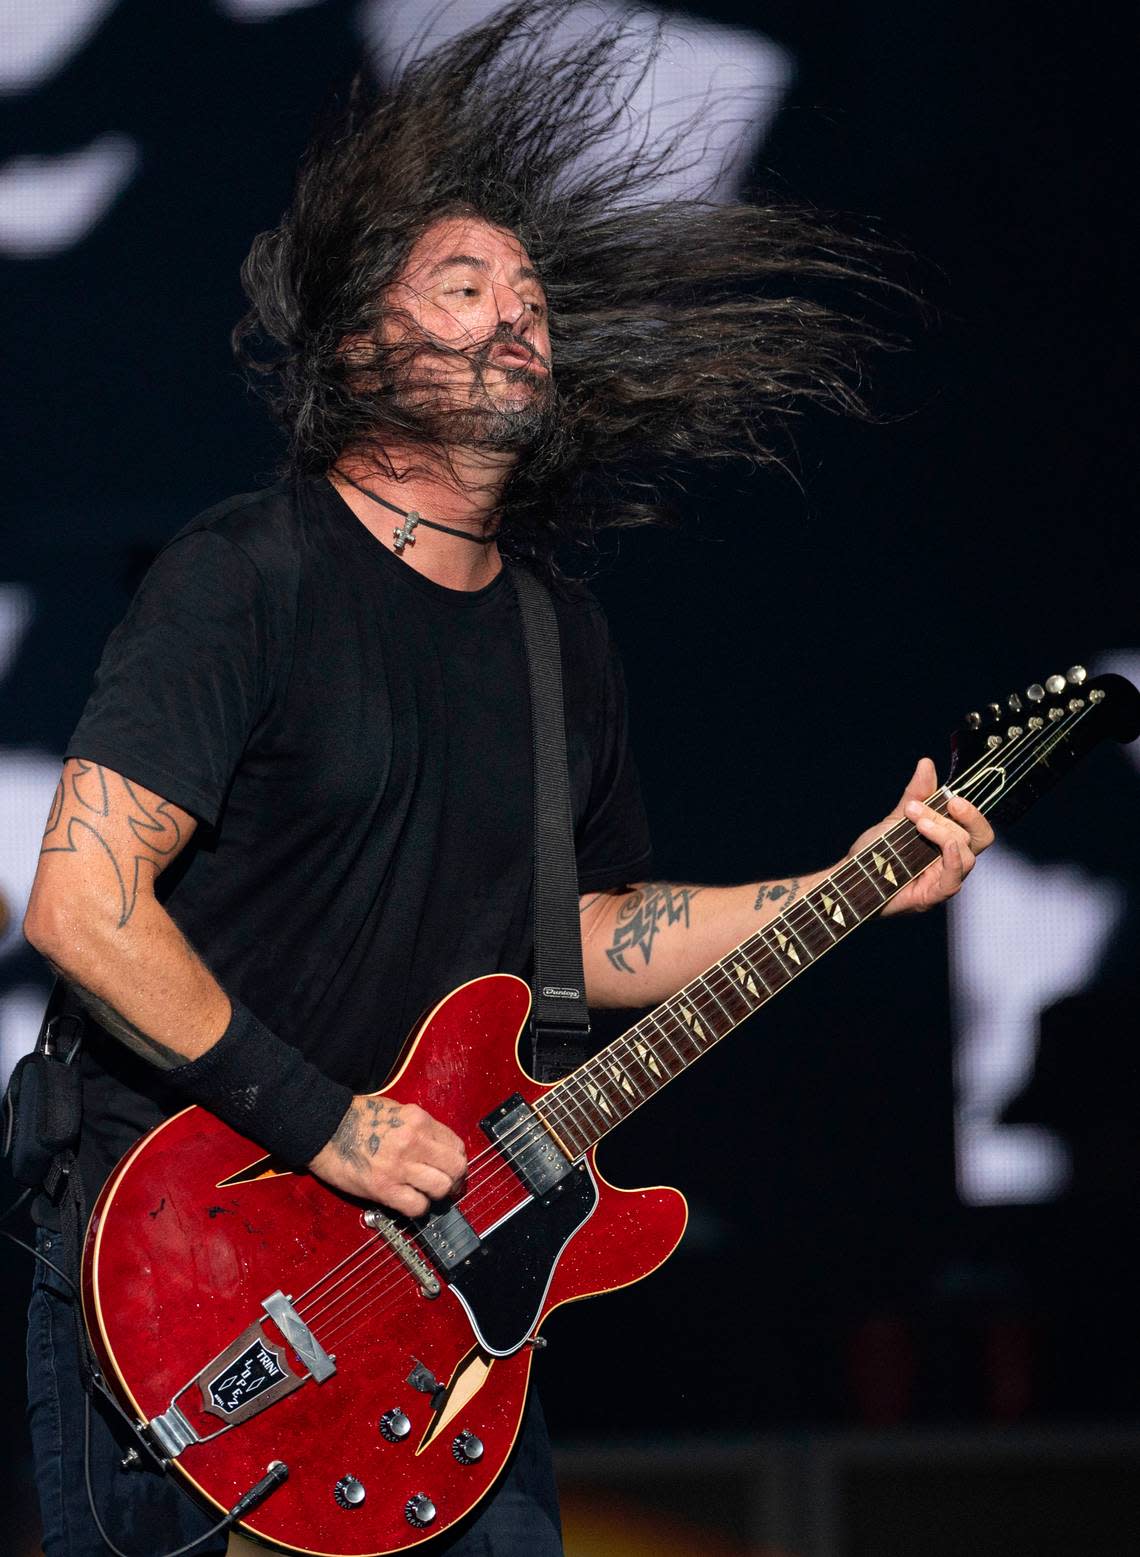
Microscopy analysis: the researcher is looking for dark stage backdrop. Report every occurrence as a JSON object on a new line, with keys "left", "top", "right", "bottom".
{"left": 2, "top": 0, "right": 1137, "bottom": 1546}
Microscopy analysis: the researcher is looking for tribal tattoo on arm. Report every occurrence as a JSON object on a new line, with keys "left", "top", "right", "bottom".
{"left": 605, "top": 883, "right": 703, "bottom": 973}
{"left": 753, "top": 878, "right": 800, "bottom": 912}
{"left": 40, "top": 760, "right": 187, "bottom": 929}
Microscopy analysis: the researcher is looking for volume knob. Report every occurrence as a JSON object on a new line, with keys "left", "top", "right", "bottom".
{"left": 452, "top": 1430, "right": 485, "bottom": 1465}
{"left": 333, "top": 1475, "right": 365, "bottom": 1509}
{"left": 405, "top": 1492, "right": 437, "bottom": 1528}
{"left": 379, "top": 1408, "right": 412, "bottom": 1443}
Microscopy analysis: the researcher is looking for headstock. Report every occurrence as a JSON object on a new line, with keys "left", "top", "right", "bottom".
{"left": 947, "top": 666, "right": 1140, "bottom": 828}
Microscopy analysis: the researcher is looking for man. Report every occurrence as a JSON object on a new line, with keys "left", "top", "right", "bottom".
{"left": 22, "top": 5, "right": 992, "bottom": 1554}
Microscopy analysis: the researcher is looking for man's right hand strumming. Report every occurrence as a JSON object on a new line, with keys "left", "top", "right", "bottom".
{"left": 309, "top": 1095, "right": 467, "bottom": 1217}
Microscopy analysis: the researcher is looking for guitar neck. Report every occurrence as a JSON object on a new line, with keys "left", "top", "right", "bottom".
{"left": 535, "top": 800, "right": 949, "bottom": 1157}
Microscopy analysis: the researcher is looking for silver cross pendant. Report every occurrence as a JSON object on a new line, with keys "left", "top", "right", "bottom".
{"left": 392, "top": 511, "right": 421, "bottom": 553}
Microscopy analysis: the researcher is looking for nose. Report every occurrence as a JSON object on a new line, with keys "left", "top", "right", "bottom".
{"left": 492, "top": 280, "right": 529, "bottom": 333}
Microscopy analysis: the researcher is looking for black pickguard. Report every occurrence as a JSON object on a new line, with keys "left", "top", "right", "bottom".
{"left": 447, "top": 1162, "right": 598, "bottom": 1355}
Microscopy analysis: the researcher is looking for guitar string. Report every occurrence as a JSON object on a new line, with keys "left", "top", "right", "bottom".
{"left": 310, "top": 704, "right": 1098, "bottom": 1351}
{"left": 295, "top": 711, "right": 1065, "bottom": 1334}
{"left": 312, "top": 705, "right": 1099, "bottom": 1354}
{"left": 323, "top": 711, "right": 1032, "bottom": 1245}
{"left": 314, "top": 713, "right": 1083, "bottom": 1345}
{"left": 298, "top": 704, "right": 1096, "bottom": 1345}
{"left": 302, "top": 719, "right": 1059, "bottom": 1339}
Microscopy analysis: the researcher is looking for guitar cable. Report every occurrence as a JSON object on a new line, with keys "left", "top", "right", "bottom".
{"left": 3, "top": 1220, "right": 290, "bottom": 1557}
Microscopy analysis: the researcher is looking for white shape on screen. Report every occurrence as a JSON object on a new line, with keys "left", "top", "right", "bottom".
{"left": 0, "top": 0, "right": 120, "bottom": 94}
{"left": 1096, "top": 650, "right": 1140, "bottom": 779}
{"left": 0, "top": 587, "right": 60, "bottom": 1082}
{"left": 949, "top": 840, "right": 1125, "bottom": 1205}
{"left": 0, "top": 133, "right": 140, "bottom": 257}
{"left": 215, "top": 0, "right": 328, "bottom": 20}
{"left": 359, "top": 0, "right": 794, "bottom": 203}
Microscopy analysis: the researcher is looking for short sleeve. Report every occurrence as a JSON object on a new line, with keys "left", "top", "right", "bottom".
{"left": 65, "top": 531, "right": 268, "bottom": 828}
{"left": 574, "top": 630, "right": 653, "bottom": 894}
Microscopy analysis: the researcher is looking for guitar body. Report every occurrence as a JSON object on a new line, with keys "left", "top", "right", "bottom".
{"left": 82, "top": 974, "right": 688, "bottom": 1556}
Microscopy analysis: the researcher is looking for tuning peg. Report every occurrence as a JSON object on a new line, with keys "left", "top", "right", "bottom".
{"left": 1045, "top": 674, "right": 1066, "bottom": 695}
{"left": 988, "top": 702, "right": 1003, "bottom": 721}
{"left": 1007, "top": 692, "right": 1023, "bottom": 712}
{"left": 966, "top": 711, "right": 982, "bottom": 729}
{"left": 1026, "top": 683, "right": 1045, "bottom": 702}
{"left": 1066, "top": 665, "right": 1087, "bottom": 686}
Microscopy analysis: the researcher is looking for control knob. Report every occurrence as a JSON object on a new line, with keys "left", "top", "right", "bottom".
{"left": 405, "top": 1492, "right": 437, "bottom": 1528}
{"left": 379, "top": 1408, "right": 412, "bottom": 1443}
{"left": 333, "top": 1475, "right": 366, "bottom": 1509}
{"left": 452, "top": 1430, "right": 485, "bottom": 1465}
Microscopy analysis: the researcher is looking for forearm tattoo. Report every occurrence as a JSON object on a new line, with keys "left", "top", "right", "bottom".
{"left": 753, "top": 878, "right": 800, "bottom": 913}
{"left": 41, "top": 760, "right": 184, "bottom": 928}
{"left": 331, "top": 1097, "right": 405, "bottom": 1166}
{"left": 606, "top": 883, "right": 703, "bottom": 974}
{"left": 46, "top": 961, "right": 189, "bottom": 1070}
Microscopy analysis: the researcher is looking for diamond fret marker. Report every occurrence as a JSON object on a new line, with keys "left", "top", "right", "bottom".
{"left": 634, "top": 1040, "right": 661, "bottom": 1078}
{"left": 586, "top": 1081, "right": 612, "bottom": 1116}
{"left": 872, "top": 850, "right": 898, "bottom": 886}
{"left": 609, "top": 1063, "right": 634, "bottom": 1096}
{"left": 732, "top": 961, "right": 759, "bottom": 997}
{"left": 678, "top": 1005, "right": 706, "bottom": 1041}
{"left": 774, "top": 928, "right": 801, "bottom": 965}
{"left": 820, "top": 893, "right": 845, "bottom": 927}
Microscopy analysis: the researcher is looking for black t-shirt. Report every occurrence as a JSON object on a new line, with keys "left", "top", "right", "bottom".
{"left": 64, "top": 477, "right": 651, "bottom": 1202}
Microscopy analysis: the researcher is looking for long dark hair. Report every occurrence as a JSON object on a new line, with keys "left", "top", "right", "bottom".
{"left": 234, "top": 0, "right": 905, "bottom": 569}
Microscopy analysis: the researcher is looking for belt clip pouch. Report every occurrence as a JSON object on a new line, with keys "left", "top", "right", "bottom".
{"left": 2, "top": 1012, "right": 83, "bottom": 1189}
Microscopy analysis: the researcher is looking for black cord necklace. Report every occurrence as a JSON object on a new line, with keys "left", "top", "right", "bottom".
{"left": 335, "top": 470, "right": 499, "bottom": 554}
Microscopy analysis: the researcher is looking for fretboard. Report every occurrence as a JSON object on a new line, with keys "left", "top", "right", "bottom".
{"left": 534, "top": 799, "right": 946, "bottom": 1159}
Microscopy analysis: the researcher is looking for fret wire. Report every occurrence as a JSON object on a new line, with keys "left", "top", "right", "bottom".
{"left": 642, "top": 1009, "right": 687, "bottom": 1071}
{"left": 736, "top": 943, "right": 773, "bottom": 996}
{"left": 627, "top": 1028, "right": 671, "bottom": 1090}
{"left": 622, "top": 1032, "right": 660, "bottom": 1091}
{"left": 800, "top": 892, "right": 839, "bottom": 942}
{"left": 761, "top": 921, "right": 809, "bottom": 973}
{"left": 603, "top": 1049, "right": 648, "bottom": 1104}
{"left": 539, "top": 1094, "right": 589, "bottom": 1158}
{"left": 549, "top": 1076, "right": 604, "bottom": 1143}
{"left": 880, "top": 833, "right": 910, "bottom": 875}
{"left": 851, "top": 851, "right": 889, "bottom": 901}
{"left": 828, "top": 873, "right": 859, "bottom": 920}
{"left": 693, "top": 971, "right": 735, "bottom": 1026}
{"left": 665, "top": 993, "right": 713, "bottom": 1056}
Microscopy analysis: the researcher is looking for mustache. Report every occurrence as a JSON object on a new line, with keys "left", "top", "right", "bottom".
{"left": 473, "top": 323, "right": 551, "bottom": 373}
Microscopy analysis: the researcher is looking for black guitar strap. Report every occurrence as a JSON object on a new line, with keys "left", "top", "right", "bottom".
{"left": 509, "top": 566, "right": 592, "bottom": 1082}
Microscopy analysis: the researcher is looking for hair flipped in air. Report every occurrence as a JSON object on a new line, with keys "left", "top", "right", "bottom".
{"left": 234, "top": 0, "right": 904, "bottom": 570}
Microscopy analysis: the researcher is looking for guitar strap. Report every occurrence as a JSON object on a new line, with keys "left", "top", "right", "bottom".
{"left": 509, "top": 566, "right": 593, "bottom": 1082}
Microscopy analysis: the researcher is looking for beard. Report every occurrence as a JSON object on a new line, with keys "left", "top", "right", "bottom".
{"left": 385, "top": 345, "right": 557, "bottom": 454}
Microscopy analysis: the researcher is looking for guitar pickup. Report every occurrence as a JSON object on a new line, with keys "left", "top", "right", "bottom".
{"left": 416, "top": 1204, "right": 481, "bottom": 1272}
{"left": 481, "top": 1095, "right": 573, "bottom": 1197}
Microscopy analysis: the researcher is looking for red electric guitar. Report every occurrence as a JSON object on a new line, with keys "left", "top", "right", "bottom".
{"left": 83, "top": 669, "right": 1138, "bottom": 1555}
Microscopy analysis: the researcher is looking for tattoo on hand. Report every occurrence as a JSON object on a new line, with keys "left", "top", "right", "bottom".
{"left": 353, "top": 1097, "right": 405, "bottom": 1160}
{"left": 753, "top": 878, "right": 800, "bottom": 913}
{"left": 606, "top": 883, "right": 703, "bottom": 973}
{"left": 41, "top": 761, "right": 184, "bottom": 928}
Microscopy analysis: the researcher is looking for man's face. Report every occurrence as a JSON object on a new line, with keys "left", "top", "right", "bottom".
{"left": 381, "top": 215, "right": 553, "bottom": 449}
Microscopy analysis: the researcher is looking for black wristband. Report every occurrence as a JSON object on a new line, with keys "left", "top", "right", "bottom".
{"left": 167, "top": 1000, "right": 353, "bottom": 1169}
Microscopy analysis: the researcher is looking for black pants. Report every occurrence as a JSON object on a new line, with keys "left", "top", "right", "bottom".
{"left": 27, "top": 1228, "right": 564, "bottom": 1557}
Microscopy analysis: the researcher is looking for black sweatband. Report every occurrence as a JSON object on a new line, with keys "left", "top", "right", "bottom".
{"left": 168, "top": 1000, "right": 353, "bottom": 1169}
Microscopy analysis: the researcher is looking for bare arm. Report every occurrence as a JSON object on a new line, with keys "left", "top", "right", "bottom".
{"left": 24, "top": 759, "right": 464, "bottom": 1214}
{"left": 581, "top": 759, "right": 995, "bottom": 1009}
{"left": 25, "top": 758, "right": 226, "bottom": 1063}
